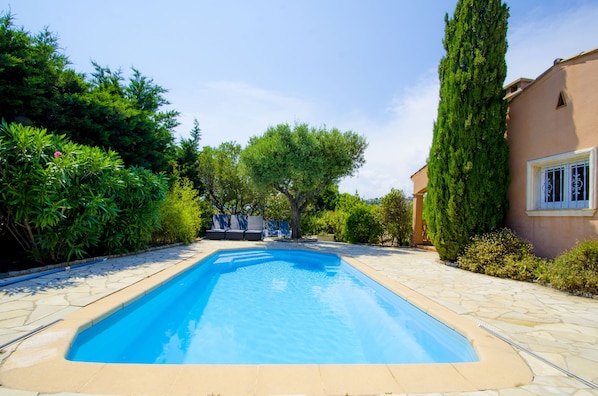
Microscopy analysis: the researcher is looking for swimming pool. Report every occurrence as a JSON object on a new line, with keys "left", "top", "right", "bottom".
{"left": 67, "top": 249, "right": 477, "bottom": 364}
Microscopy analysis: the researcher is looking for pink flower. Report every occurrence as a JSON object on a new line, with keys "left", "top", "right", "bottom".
{"left": 54, "top": 151, "right": 62, "bottom": 158}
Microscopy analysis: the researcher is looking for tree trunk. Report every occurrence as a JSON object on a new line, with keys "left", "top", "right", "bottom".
{"left": 289, "top": 199, "right": 302, "bottom": 239}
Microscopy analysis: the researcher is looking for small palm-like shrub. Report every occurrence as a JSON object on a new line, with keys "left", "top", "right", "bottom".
{"left": 457, "top": 228, "right": 542, "bottom": 281}
{"left": 154, "top": 176, "right": 202, "bottom": 244}
{"left": 547, "top": 240, "right": 598, "bottom": 295}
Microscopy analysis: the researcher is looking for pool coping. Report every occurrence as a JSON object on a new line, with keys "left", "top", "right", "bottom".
{"left": 0, "top": 247, "right": 533, "bottom": 395}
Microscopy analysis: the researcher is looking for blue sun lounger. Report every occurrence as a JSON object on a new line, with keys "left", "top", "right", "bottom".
{"left": 279, "top": 220, "right": 291, "bottom": 238}
{"left": 226, "top": 215, "right": 247, "bottom": 240}
{"left": 205, "top": 214, "right": 228, "bottom": 240}
{"left": 265, "top": 220, "right": 279, "bottom": 238}
{"left": 244, "top": 216, "right": 264, "bottom": 241}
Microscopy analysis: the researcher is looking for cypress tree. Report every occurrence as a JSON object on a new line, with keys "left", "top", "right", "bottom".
{"left": 424, "top": 0, "right": 510, "bottom": 261}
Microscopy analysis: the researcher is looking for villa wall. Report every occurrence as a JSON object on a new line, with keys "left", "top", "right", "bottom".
{"left": 411, "top": 48, "right": 598, "bottom": 258}
{"left": 505, "top": 49, "right": 598, "bottom": 257}
{"left": 410, "top": 166, "right": 428, "bottom": 246}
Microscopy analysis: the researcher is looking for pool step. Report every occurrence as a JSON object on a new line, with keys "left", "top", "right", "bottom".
{"left": 213, "top": 252, "right": 274, "bottom": 270}
{"left": 324, "top": 265, "right": 340, "bottom": 275}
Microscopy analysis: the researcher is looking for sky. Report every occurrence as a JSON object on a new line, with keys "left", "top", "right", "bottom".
{"left": 4, "top": 0, "right": 598, "bottom": 198}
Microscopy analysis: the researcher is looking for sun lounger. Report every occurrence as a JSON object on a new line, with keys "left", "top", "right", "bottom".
{"left": 205, "top": 214, "right": 228, "bottom": 240}
{"left": 265, "top": 220, "right": 279, "bottom": 238}
{"left": 244, "top": 216, "right": 264, "bottom": 241}
{"left": 279, "top": 220, "right": 291, "bottom": 238}
{"left": 226, "top": 215, "right": 247, "bottom": 240}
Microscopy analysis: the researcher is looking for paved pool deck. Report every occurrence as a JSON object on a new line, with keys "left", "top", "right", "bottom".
{"left": 0, "top": 240, "right": 596, "bottom": 395}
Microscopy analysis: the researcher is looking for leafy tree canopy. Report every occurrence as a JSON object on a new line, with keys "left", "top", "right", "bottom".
{"left": 174, "top": 118, "right": 203, "bottom": 191}
{"left": 241, "top": 122, "right": 367, "bottom": 239}
{"left": 0, "top": 12, "right": 179, "bottom": 173}
{"left": 198, "top": 142, "right": 268, "bottom": 215}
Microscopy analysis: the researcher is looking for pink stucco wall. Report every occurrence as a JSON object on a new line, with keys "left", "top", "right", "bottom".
{"left": 505, "top": 49, "right": 598, "bottom": 258}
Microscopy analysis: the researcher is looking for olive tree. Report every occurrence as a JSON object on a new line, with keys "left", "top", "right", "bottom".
{"left": 241, "top": 123, "right": 367, "bottom": 239}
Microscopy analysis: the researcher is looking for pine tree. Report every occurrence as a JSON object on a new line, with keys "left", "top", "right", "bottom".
{"left": 424, "top": 0, "right": 510, "bottom": 261}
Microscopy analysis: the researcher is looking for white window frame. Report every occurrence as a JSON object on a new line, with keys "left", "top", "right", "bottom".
{"left": 526, "top": 147, "right": 596, "bottom": 217}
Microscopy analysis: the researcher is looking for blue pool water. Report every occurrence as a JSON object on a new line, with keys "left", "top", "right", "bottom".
{"left": 67, "top": 249, "right": 478, "bottom": 364}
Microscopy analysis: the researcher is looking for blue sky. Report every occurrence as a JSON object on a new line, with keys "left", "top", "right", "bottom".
{"left": 4, "top": 0, "right": 598, "bottom": 198}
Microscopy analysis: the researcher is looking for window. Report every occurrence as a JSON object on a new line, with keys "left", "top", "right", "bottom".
{"left": 541, "top": 159, "right": 589, "bottom": 209}
{"left": 556, "top": 91, "right": 567, "bottom": 108}
{"left": 526, "top": 148, "right": 596, "bottom": 216}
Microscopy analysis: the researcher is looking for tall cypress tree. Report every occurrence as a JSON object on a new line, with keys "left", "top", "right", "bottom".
{"left": 424, "top": 0, "right": 510, "bottom": 261}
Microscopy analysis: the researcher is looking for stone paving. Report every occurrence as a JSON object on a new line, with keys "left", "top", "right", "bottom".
{"left": 0, "top": 239, "right": 597, "bottom": 395}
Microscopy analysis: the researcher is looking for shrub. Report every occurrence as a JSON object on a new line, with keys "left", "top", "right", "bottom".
{"left": 154, "top": 176, "right": 202, "bottom": 244}
{"left": 300, "top": 214, "right": 321, "bottom": 236}
{"left": 343, "top": 204, "right": 383, "bottom": 244}
{"left": 0, "top": 122, "right": 120, "bottom": 262}
{"left": 197, "top": 199, "right": 214, "bottom": 236}
{"left": 0, "top": 122, "right": 167, "bottom": 263}
{"left": 100, "top": 167, "right": 167, "bottom": 254}
{"left": 300, "top": 210, "right": 341, "bottom": 238}
{"left": 263, "top": 193, "right": 291, "bottom": 222}
{"left": 329, "top": 210, "right": 350, "bottom": 242}
{"left": 380, "top": 188, "right": 412, "bottom": 246}
{"left": 547, "top": 240, "right": 598, "bottom": 295}
{"left": 457, "top": 228, "right": 541, "bottom": 281}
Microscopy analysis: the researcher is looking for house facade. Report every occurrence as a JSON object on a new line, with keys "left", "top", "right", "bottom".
{"left": 411, "top": 48, "right": 598, "bottom": 258}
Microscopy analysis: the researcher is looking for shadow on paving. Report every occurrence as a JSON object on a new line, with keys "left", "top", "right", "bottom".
{"left": 0, "top": 244, "right": 198, "bottom": 297}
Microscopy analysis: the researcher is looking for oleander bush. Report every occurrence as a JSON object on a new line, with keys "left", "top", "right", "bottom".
{"left": 100, "top": 167, "right": 166, "bottom": 254}
{"left": 545, "top": 240, "right": 598, "bottom": 295}
{"left": 457, "top": 228, "right": 543, "bottom": 281}
{"left": 0, "top": 122, "right": 167, "bottom": 263}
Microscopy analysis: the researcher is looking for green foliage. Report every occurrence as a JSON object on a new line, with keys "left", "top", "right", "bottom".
{"left": 174, "top": 118, "right": 203, "bottom": 192}
{"left": 0, "top": 122, "right": 119, "bottom": 261}
{"left": 456, "top": 231, "right": 598, "bottom": 296}
{"left": 330, "top": 193, "right": 363, "bottom": 242}
{"left": 380, "top": 189, "right": 412, "bottom": 246}
{"left": 61, "top": 62, "right": 178, "bottom": 173}
{"left": 335, "top": 192, "right": 363, "bottom": 213}
{"left": 0, "top": 13, "right": 68, "bottom": 126}
{"left": 457, "top": 229, "right": 542, "bottom": 281}
{"left": 343, "top": 204, "right": 383, "bottom": 244}
{"left": 197, "top": 142, "right": 268, "bottom": 215}
{"left": 424, "top": 0, "right": 510, "bottom": 261}
{"left": 263, "top": 193, "right": 292, "bottom": 222}
{"left": 154, "top": 175, "right": 202, "bottom": 244}
{"left": 308, "top": 184, "right": 340, "bottom": 213}
{"left": 101, "top": 167, "right": 166, "bottom": 254}
{"left": 242, "top": 123, "right": 367, "bottom": 239}
{"left": 0, "top": 13, "right": 178, "bottom": 174}
{"left": 546, "top": 241, "right": 598, "bottom": 295}
{"left": 0, "top": 122, "right": 166, "bottom": 263}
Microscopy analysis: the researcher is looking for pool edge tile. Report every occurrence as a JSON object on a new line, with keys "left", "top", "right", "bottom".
{"left": 256, "top": 364, "right": 325, "bottom": 396}
{"left": 319, "top": 364, "right": 405, "bottom": 395}
{"left": 170, "top": 365, "right": 259, "bottom": 395}
{"left": 387, "top": 363, "right": 477, "bottom": 393}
